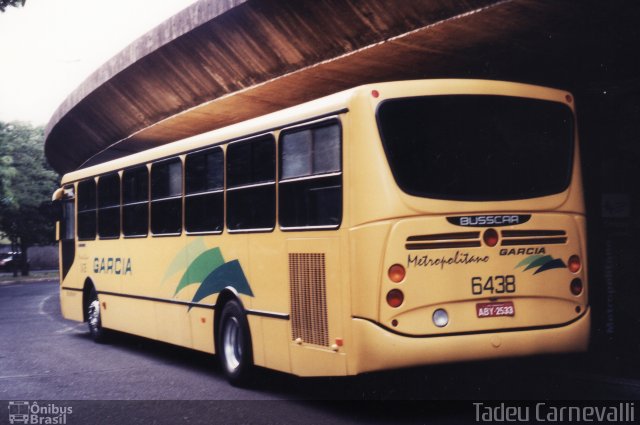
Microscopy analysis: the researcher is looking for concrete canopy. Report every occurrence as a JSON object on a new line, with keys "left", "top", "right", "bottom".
{"left": 44, "top": 0, "right": 640, "bottom": 174}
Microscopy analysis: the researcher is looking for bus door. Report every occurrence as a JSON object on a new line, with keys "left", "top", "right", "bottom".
{"left": 57, "top": 185, "right": 76, "bottom": 282}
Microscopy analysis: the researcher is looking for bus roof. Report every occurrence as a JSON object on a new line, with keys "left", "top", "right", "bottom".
{"left": 60, "top": 78, "right": 572, "bottom": 185}
{"left": 60, "top": 85, "right": 355, "bottom": 184}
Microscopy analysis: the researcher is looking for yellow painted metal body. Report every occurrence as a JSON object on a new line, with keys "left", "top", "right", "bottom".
{"left": 58, "top": 79, "right": 588, "bottom": 377}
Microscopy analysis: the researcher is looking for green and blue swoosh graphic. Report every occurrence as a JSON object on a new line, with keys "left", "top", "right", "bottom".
{"left": 515, "top": 254, "right": 567, "bottom": 274}
{"left": 166, "top": 242, "right": 253, "bottom": 309}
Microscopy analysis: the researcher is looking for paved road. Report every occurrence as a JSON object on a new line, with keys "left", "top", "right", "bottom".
{"left": 1, "top": 281, "right": 638, "bottom": 424}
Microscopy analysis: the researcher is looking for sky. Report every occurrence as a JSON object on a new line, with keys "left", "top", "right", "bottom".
{"left": 0, "top": 0, "right": 199, "bottom": 126}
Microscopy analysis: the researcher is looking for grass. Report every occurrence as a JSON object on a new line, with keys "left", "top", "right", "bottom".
{"left": 0, "top": 270, "right": 59, "bottom": 283}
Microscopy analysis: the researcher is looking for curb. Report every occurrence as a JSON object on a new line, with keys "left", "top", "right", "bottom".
{"left": 0, "top": 277, "right": 59, "bottom": 286}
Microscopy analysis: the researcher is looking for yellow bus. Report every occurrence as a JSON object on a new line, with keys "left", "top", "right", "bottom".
{"left": 53, "top": 79, "right": 589, "bottom": 385}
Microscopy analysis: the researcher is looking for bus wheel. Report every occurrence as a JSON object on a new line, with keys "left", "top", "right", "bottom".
{"left": 87, "top": 287, "right": 107, "bottom": 343}
{"left": 218, "top": 300, "right": 253, "bottom": 386}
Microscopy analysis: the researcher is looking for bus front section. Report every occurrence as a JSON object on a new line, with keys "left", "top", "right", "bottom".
{"left": 348, "top": 80, "right": 589, "bottom": 374}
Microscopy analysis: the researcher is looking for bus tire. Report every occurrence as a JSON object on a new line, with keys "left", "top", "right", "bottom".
{"left": 86, "top": 287, "right": 108, "bottom": 343}
{"left": 218, "top": 299, "right": 253, "bottom": 386}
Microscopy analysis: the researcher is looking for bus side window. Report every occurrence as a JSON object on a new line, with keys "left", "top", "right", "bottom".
{"left": 122, "top": 166, "right": 149, "bottom": 237}
{"left": 226, "top": 135, "right": 276, "bottom": 232}
{"left": 185, "top": 147, "right": 224, "bottom": 233}
{"left": 61, "top": 185, "right": 75, "bottom": 240}
{"left": 97, "top": 173, "right": 121, "bottom": 238}
{"left": 151, "top": 158, "right": 183, "bottom": 235}
{"left": 279, "top": 121, "right": 342, "bottom": 229}
{"left": 77, "top": 179, "right": 97, "bottom": 240}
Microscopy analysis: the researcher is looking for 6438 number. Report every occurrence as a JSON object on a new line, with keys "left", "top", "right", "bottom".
{"left": 471, "top": 275, "right": 516, "bottom": 295}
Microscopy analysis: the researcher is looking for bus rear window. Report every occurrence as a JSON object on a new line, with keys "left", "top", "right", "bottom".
{"left": 377, "top": 95, "right": 574, "bottom": 201}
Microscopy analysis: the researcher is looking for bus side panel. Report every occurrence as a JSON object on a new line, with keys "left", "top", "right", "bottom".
{"left": 258, "top": 316, "right": 289, "bottom": 372}
{"left": 154, "top": 301, "right": 194, "bottom": 348}
{"left": 181, "top": 235, "right": 220, "bottom": 354}
{"left": 246, "top": 316, "right": 265, "bottom": 366}
{"left": 243, "top": 233, "right": 287, "bottom": 372}
{"left": 58, "top": 209, "right": 84, "bottom": 323}
{"left": 190, "top": 307, "right": 215, "bottom": 354}
{"left": 348, "top": 222, "right": 391, "bottom": 322}
{"left": 60, "top": 288, "right": 84, "bottom": 322}
{"left": 286, "top": 237, "right": 347, "bottom": 376}
{"left": 91, "top": 237, "right": 158, "bottom": 341}
{"left": 59, "top": 238, "right": 88, "bottom": 323}
{"left": 289, "top": 344, "right": 347, "bottom": 376}
{"left": 99, "top": 294, "right": 157, "bottom": 339}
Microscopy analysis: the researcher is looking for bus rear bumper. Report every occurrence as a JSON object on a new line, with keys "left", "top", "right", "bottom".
{"left": 349, "top": 308, "right": 590, "bottom": 375}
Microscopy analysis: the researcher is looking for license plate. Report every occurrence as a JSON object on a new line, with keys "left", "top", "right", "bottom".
{"left": 476, "top": 301, "right": 515, "bottom": 318}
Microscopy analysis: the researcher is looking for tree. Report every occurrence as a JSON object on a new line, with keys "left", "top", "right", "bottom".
{"left": 0, "top": 122, "right": 59, "bottom": 276}
{"left": 0, "top": 0, "right": 26, "bottom": 12}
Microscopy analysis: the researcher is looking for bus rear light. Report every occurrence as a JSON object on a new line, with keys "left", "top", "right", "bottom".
{"left": 570, "top": 278, "right": 583, "bottom": 295}
{"left": 483, "top": 228, "right": 499, "bottom": 247}
{"left": 568, "top": 255, "right": 581, "bottom": 273}
{"left": 371, "top": 89, "right": 379, "bottom": 98}
{"left": 388, "top": 264, "right": 406, "bottom": 283}
{"left": 386, "top": 289, "right": 404, "bottom": 308}
{"left": 433, "top": 309, "right": 449, "bottom": 327}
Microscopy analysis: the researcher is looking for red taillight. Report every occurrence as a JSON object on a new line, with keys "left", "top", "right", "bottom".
{"left": 483, "top": 228, "right": 499, "bottom": 247}
{"left": 570, "top": 278, "right": 583, "bottom": 295}
{"left": 568, "top": 255, "right": 581, "bottom": 273}
{"left": 388, "top": 264, "right": 406, "bottom": 283}
{"left": 386, "top": 289, "right": 404, "bottom": 308}
{"left": 371, "top": 89, "right": 379, "bottom": 98}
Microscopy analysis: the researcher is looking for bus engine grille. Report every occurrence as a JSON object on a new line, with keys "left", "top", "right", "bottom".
{"left": 289, "top": 253, "right": 329, "bottom": 347}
